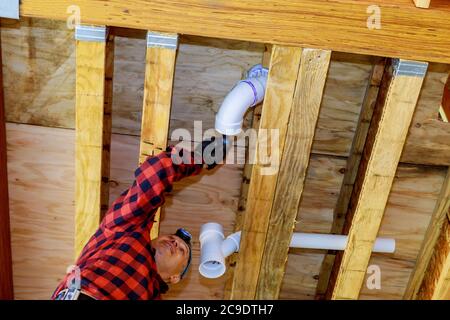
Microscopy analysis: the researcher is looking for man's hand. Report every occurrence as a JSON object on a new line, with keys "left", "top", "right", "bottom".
{"left": 196, "top": 135, "right": 229, "bottom": 170}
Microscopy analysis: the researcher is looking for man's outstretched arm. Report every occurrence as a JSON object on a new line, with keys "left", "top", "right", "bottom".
{"left": 100, "top": 146, "right": 204, "bottom": 232}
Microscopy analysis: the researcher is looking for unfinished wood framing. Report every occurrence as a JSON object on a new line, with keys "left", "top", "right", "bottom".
{"left": 315, "top": 58, "right": 387, "bottom": 299}
{"left": 405, "top": 104, "right": 450, "bottom": 300}
{"left": 224, "top": 44, "right": 272, "bottom": 299}
{"left": 256, "top": 49, "right": 331, "bottom": 299}
{"left": 326, "top": 59, "right": 428, "bottom": 300}
{"left": 404, "top": 169, "right": 450, "bottom": 298}
{"left": 230, "top": 45, "right": 303, "bottom": 299}
{"left": 0, "top": 29, "right": 14, "bottom": 300}
{"left": 75, "top": 26, "right": 114, "bottom": 256}
{"left": 413, "top": 0, "right": 431, "bottom": 8}
{"left": 139, "top": 31, "right": 178, "bottom": 240}
{"left": 441, "top": 75, "right": 450, "bottom": 122}
{"left": 417, "top": 216, "right": 450, "bottom": 299}
{"left": 231, "top": 46, "right": 331, "bottom": 299}
{"left": 19, "top": 0, "right": 450, "bottom": 64}
{"left": 3, "top": 2, "right": 450, "bottom": 300}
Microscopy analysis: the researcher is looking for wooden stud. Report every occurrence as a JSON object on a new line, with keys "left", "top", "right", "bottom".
{"left": 75, "top": 25, "right": 114, "bottom": 256}
{"left": 0, "top": 26, "right": 14, "bottom": 300}
{"left": 139, "top": 31, "right": 178, "bottom": 240}
{"left": 256, "top": 49, "right": 331, "bottom": 299}
{"left": 20, "top": 0, "right": 450, "bottom": 64}
{"left": 440, "top": 74, "right": 450, "bottom": 122}
{"left": 417, "top": 217, "right": 450, "bottom": 299}
{"left": 315, "top": 58, "right": 387, "bottom": 299}
{"left": 230, "top": 45, "right": 303, "bottom": 299}
{"left": 405, "top": 95, "right": 450, "bottom": 300}
{"left": 326, "top": 59, "right": 428, "bottom": 300}
{"left": 413, "top": 0, "right": 431, "bottom": 8}
{"left": 224, "top": 44, "right": 272, "bottom": 299}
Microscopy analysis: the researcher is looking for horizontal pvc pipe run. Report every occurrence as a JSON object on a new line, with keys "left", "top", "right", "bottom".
{"left": 290, "top": 233, "right": 395, "bottom": 253}
{"left": 199, "top": 222, "right": 396, "bottom": 279}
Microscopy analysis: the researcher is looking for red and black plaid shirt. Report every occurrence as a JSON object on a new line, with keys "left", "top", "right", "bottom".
{"left": 52, "top": 147, "right": 202, "bottom": 300}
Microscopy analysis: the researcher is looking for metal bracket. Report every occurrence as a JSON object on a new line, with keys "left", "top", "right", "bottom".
{"left": 147, "top": 32, "right": 179, "bottom": 50}
{"left": 0, "top": 0, "right": 19, "bottom": 19}
{"left": 393, "top": 59, "right": 428, "bottom": 77}
{"left": 75, "top": 25, "right": 108, "bottom": 42}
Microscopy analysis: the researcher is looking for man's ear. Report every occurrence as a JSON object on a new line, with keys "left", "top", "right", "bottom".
{"left": 167, "top": 274, "right": 181, "bottom": 284}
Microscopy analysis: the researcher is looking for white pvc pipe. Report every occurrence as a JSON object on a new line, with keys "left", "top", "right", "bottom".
{"left": 199, "top": 223, "right": 396, "bottom": 279}
{"left": 290, "top": 233, "right": 395, "bottom": 253}
{"left": 199, "top": 223, "right": 227, "bottom": 279}
{"left": 221, "top": 231, "right": 241, "bottom": 257}
{"left": 215, "top": 64, "right": 268, "bottom": 136}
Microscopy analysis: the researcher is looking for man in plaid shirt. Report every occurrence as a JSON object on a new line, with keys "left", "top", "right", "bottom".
{"left": 52, "top": 139, "right": 223, "bottom": 300}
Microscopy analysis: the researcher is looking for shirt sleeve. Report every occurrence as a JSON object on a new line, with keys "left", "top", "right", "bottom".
{"left": 101, "top": 147, "right": 203, "bottom": 232}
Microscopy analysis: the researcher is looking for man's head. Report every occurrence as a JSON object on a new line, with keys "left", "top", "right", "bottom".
{"left": 152, "top": 228, "right": 192, "bottom": 284}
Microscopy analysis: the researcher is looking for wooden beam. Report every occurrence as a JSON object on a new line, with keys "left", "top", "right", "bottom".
{"left": 326, "top": 59, "right": 428, "bottom": 300}
{"left": 75, "top": 26, "right": 114, "bottom": 256}
{"left": 315, "top": 58, "right": 387, "bottom": 299}
{"left": 417, "top": 216, "right": 450, "bottom": 299}
{"left": 20, "top": 0, "right": 450, "bottom": 64}
{"left": 0, "top": 25, "right": 14, "bottom": 300}
{"left": 440, "top": 74, "right": 450, "bottom": 122}
{"left": 413, "top": 0, "right": 431, "bottom": 8}
{"left": 400, "top": 66, "right": 450, "bottom": 166}
{"left": 224, "top": 44, "right": 272, "bottom": 299}
{"left": 256, "top": 49, "right": 331, "bottom": 299}
{"left": 139, "top": 31, "right": 178, "bottom": 240}
{"left": 405, "top": 97, "right": 450, "bottom": 300}
{"left": 230, "top": 45, "right": 303, "bottom": 299}
{"left": 405, "top": 169, "right": 450, "bottom": 299}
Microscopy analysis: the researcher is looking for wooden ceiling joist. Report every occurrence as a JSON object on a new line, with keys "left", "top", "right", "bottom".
{"left": 230, "top": 45, "right": 304, "bottom": 299}
{"left": 441, "top": 75, "right": 450, "bottom": 122}
{"left": 0, "top": 28, "right": 14, "bottom": 300}
{"left": 405, "top": 94, "right": 450, "bottom": 299}
{"left": 139, "top": 31, "right": 179, "bottom": 240}
{"left": 19, "top": 0, "right": 450, "bottom": 64}
{"left": 230, "top": 46, "right": 331, "bottom": 299}
{"left": 75, "top": 26, "right": 114, "bottom": 256}
{"left": 325, "top": 59, "right": 428, "bottom": 300}
{"left": 315, "top": 58, "right": 387, "bottom": 299}
{"left": 257, "top": 49, "right": 331, "bottom": 299}
{"left": 417, "top": 216, "right": 450, "bottom": 299}
{"left": 224, "top": 45, "right": 272, "bottom": 299}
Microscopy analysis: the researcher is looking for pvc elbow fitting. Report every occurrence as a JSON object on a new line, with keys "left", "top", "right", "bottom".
{"left": 215, "top": 64, "right": 268, "bottom": 136}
